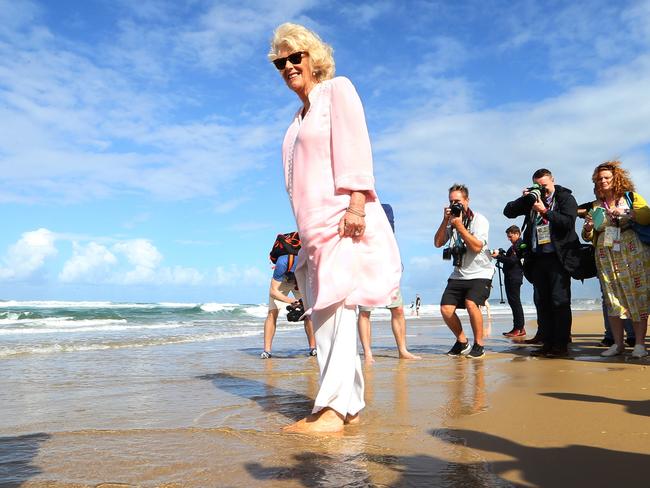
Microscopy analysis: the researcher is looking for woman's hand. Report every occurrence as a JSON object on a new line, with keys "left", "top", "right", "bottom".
{"left": 339, "top": 209, "right": 365, "bottom": 238}
{"left": 583, "top": 213, "right": 594, "bottom": 233}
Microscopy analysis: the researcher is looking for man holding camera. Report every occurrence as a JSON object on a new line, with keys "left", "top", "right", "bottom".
{"left": 435, "top": 184, "right": 494, "bottom": 359}
{"left": 261, "top": 253, "right": 316, "bottom": 359}
{"left": 491, "top": 225, "right": 526, "bottom": 337}
{"left": 503, "top": 169, "right": 580, "bottom": 358}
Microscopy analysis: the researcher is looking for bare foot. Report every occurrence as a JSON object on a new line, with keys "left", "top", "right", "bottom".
{"left": 345, "top": 413, "right": 360, "bottom": 425}
{"left": 282, "top": 408, "right": 345, "bottom": 434}
{"left": 398, "top": 350, "right": 421, "bottom": 360}
{"left": 363, "top": 353, "right": 375, "bottom": 364}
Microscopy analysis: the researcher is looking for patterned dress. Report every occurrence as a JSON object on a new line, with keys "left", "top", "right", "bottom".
{"left": 588, "top": 193, "right": 650, "bottom": 322}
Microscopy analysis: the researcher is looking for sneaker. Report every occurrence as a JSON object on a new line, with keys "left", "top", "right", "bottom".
{"left": 447, "top": 341, "right": 471, "bottom": 356}
{"left": 601, "top": 344, "right": 624, "bottom": 357}
{"left": 504, "top": 328, "right": 526, "bottom": 338}
{"left": 260, "top": 351, "right": 272, "bottom": 359}
{"left": 467, "top": 343, "right": 485, "bottom": 359}
{"left": 308, "top": 348, "right": 317, "bottom": 357}
{"left": 631, "top": 344, "right": 648, "bottom": 358}
{"left": 598, "top": 338, "right": 615, "bottom": 347}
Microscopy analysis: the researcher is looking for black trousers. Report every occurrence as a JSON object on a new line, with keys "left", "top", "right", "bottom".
{"left": 504, "top": 280, "right": 525, "bottom": 329}
{"left": 530, "top": 253, "right": 572, "bottom": 348}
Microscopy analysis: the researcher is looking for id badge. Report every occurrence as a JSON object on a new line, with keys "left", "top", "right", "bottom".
{"left": 537, "top": 224, "right": 551, "bottom": 245}
{"left": 604, "top": 226, "right": 620, "bottom": 250}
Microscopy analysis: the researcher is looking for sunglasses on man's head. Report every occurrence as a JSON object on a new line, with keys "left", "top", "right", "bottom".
{"left": 273, "top": 51, "right": 306, "bottom": 70}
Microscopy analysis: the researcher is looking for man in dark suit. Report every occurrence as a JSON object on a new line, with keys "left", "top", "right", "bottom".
{"left": 492, "top": 225, "right": 525, "bottom": 337}
{"left": 503, "top": 169, "right": 580, "bottom": 358}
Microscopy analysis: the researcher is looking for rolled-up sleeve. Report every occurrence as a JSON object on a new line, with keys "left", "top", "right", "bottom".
{"left": 330, "top": 77, "right": 377, "bottom": 198}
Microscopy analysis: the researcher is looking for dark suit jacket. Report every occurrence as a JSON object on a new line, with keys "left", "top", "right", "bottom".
{"left": 503, "top": 185, "right": 581, "bottom": 280}
{"left": 495, "top": 239, "right": 524, "bottom": 283}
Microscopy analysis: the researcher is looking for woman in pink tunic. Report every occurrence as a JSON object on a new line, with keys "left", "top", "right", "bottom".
{"left": 269, "top": 23, "right": 402, "bottom": 433}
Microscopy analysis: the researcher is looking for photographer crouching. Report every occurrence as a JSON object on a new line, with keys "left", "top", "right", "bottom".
{"left": 503, "top": 169, "right": 580, "bottom": 358}
{"left": 434, "top": 184, "right": 494, "bottom": 359}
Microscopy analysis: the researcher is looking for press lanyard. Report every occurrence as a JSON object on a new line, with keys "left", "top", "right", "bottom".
{"left": 535, "top": 194, "right": 555, "bottom": 225}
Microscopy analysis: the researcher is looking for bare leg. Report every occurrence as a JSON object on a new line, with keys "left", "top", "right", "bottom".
{"left": 632, "top": 320, "right": 647, "bottom": 346}
{"left": 608, "top": 316, "right": 625, "bottom": 348}
{"left": 263, "top": 309, "right": 279, "bottom": 352}
{"left": 441, "top": 304, "right": 467, "bottom": 343}
{"left": 304, "top": 316, "right": 316, "bottom": 349}
{"left": 357, "top": 310, "right": 374, "bottom": 363}
{"left": 390, "top": 306, "right": 421, "bottom": 359}
{"left": 465, "top": 299, "right": 484, "bottom": 346}
{"left": 283, "top": 407, "right": 345, "bottom": 433}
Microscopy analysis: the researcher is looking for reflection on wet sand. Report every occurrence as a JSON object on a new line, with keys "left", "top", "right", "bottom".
{"left": 443, "top": 358, "right": 488, "bottom": 418}
{"left": 197, "top": 371, "right": 313, "bottom": 422}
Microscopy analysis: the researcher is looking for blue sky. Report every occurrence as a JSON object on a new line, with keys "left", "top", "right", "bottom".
{"left": 1, "top": 0, "right": 649, "bottom": 304}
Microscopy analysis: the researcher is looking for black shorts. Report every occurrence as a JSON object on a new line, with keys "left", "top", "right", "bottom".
{"left": 440, "top": 279, "right": 492, "bottom": 309}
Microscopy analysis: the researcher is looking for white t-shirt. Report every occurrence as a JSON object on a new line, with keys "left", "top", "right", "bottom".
{"left": 444, "top": 211, "right": 495, "bottom": 280}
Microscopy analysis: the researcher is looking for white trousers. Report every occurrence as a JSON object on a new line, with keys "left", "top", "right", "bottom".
{"left": 311, "top": 302, "right": 365, "bottom": 416}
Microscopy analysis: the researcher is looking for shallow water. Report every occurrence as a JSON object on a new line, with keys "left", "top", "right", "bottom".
{"left": 2, "top": 300, "right": 610, "bottom": 487}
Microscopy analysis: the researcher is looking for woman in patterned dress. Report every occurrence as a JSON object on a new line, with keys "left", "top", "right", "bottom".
{"left": 582, "top": 161, "right": 650, "bottom": 358}
{"left": 268, "top": 23, "right": 402, "bottom": 432}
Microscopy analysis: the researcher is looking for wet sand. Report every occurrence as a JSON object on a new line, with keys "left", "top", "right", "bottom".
{"left": 1, "top": 311, "right": 649, "bottom": 487}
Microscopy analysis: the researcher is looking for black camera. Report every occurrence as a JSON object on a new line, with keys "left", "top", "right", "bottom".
{"left": 514, "top": 242, "right": 529, "bottom": 259}
{"left": 523, "top": 183, "right": 548, "bottom": 205}
{"left": 449, "top": 202, "right": 464, "bottom": 217}
{"left": 286, "top": 299, "right": 305, "bottom": 322}
{"left": 442, "top": 244, "right": 467, "bottom": 267}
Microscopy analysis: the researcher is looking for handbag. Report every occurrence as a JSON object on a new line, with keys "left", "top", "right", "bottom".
{"left": 571, "top": 243, "right": 598, "bottom": 281}
{"left": 624, "top": 192, "right": 650, "bottom": 245}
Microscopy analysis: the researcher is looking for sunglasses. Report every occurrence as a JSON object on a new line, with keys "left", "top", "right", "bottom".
{"left": 273, "top": 51, "right": 306, "bottom": 70}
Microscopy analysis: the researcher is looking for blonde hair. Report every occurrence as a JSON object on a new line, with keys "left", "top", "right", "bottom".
{"left": 268, "top": 23, "right": 335, "bottom": 82}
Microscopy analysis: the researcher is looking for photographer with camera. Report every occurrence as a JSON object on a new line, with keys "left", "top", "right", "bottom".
{"left": 503, "top": 168, "right": 581, "bottom": 358}
{"left": 491, "top": 225, "right": 526, "bottom": 337}
{"left": 261, "top": 252, "right": 316, "bottom": 359}
{"left": 435, "top": 184, "right": 494, "bottom": 359}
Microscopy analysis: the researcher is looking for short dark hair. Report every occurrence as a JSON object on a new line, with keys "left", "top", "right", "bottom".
{"left": 532, "top": 168, "right": 552, "bottom": 180}
{"left": 448, "top": 183, "right": 469, "bottom": 198}
{"left": 506, "top": 225, "right": 521, "bottom": 235}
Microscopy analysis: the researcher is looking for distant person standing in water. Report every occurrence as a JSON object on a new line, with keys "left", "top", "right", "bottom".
{"left": 357, "top": 204, "right": 421, "bottom": 362}
{"left": 269, "top": 23, "right": 402, "bottom": 433}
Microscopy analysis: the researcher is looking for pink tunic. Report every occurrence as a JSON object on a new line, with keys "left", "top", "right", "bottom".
{"left": 282, "top": 76, "right": 402, "bottom": 312}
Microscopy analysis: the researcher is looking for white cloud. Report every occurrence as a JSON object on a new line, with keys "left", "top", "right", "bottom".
{"left": 214, "top": 265, "right": 267, "bottom": 287}
{"left": 0, "top": 228, "right": 58, "bottom": 280}
{"left": 374, "top": 53, "right": 650, "bottom": 243}
{"left": 59, "top": 242, "right": 118, "bottom": 283}
{"left": 58, "top": 237, "right": 206, "bottom": 286}
{"left": 0, "top": 2, "right": 294, "bottom": 204}
{"left": 340, "top": 1, "right": 393, "bottom": 27}
{"left": 498, "top": 0, "right": 650, "bottom": 83}
{"left": 112, "top": 239, "right": 163, "bottom": 284}
{"left": 158, "top": 266, "right": 205, "bottom": 286}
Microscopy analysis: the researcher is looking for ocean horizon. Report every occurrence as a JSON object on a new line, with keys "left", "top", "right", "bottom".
{"left": 0, "top": 298, "right": 602, "bottom": 359}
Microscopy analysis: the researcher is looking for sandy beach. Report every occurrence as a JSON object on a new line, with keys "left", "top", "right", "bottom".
{"left": 1, "top": 309, "right": 649, "bottom": 487}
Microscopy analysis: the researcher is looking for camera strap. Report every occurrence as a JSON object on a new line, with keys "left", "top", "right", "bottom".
{"left": 451, "top": 209, "right": 474, "bottom": 248}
